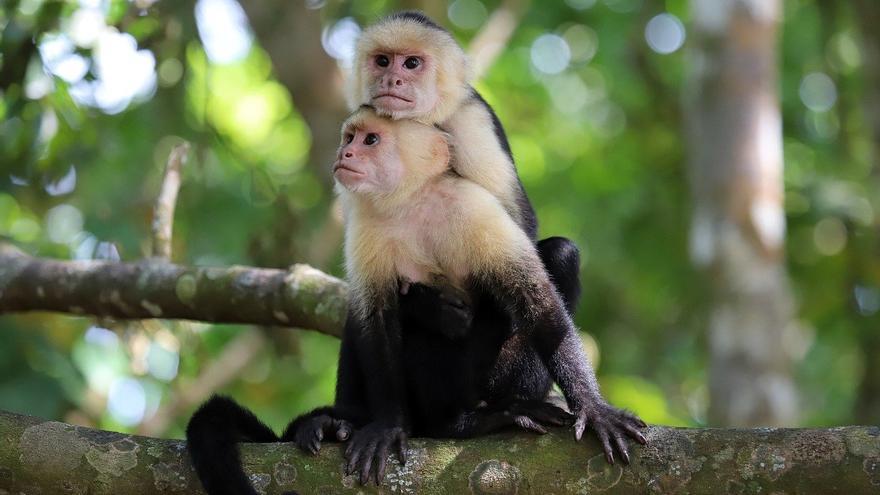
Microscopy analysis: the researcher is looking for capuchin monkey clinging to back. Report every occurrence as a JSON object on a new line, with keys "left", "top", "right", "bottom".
{"left": 186, "top": 108, "right": 647, "bottom": 493}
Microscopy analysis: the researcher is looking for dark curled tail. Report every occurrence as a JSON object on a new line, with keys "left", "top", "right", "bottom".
{"left": 186, "top": 395, "right": 279, "bottom": 495}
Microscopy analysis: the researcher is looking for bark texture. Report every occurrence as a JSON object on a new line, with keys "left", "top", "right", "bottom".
{"left": 0, "top": 243, "right": 346, "bottom": 338}
{"left": 0, "top": 410, "right": 878, "bottom": 494}
{"left": 685, "top": 0, "right": 803, "bottom": 426}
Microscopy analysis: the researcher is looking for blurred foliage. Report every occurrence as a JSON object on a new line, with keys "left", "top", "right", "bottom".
{"left": 0, "top": 0, "right": 877, "bottom": 437}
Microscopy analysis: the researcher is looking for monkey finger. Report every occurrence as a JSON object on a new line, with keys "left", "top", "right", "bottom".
{"left": 336, "top": 421, "right": 352, "bottom": 441}
{"left": 345, "top": 444, "right": 362, "bottom": 476}
{"left": 514, "top": 415, "right": 548, "bottom": 434}
{"left": 573, "top": 415, "right": 587, "bottom": 441}
{"left": 619, "top": 422, "right": 647, "bottom": 445}
{"left": 596, "top": 427, "right": 614, "bottom": 464}
{"left": 533, "top": 405, "right": 575, "bottom": 426}
{"left": 397, "top": 434, "right": 408, "bottom": 466}
{"left": 359, "top": 438, "right": 380, "bottom": 485}
{"left": 612, "top": 431, "right": 630, "bottom": 465}
{"left": 375, "top": 437, "right": 394, "bottom": 486}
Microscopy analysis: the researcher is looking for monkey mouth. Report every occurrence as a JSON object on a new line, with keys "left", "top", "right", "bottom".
{"left": 333, "top": 163, "right": 365, "bottom": 177}
{"left": 374, "top": 93, "right": 413, "bottom": 103}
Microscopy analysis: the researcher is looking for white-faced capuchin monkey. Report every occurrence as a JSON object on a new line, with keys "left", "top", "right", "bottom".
{"left": 186, "top": 108, "right": 647, "bottom": 492}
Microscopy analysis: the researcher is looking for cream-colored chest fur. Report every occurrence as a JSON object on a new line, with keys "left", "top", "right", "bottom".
{"left": 345, "top": 181, "right": 470, "bottom": 293}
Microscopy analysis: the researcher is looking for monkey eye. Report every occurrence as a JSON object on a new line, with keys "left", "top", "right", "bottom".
{"left": 403, "top": 56, "right": 421, "bottom": 69}
{"left": 364, "top": 133, "right": 380, "bottom": 146}
{"left": 343, "top": 133, "right": 354, "bottom": 144}
{"left": 375, "top": 54, "right": 390, "bottom": 67}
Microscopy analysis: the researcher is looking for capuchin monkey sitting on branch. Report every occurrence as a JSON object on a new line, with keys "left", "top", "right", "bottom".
{"left": 186, "top": 108, "right": 647, "bottom": 493}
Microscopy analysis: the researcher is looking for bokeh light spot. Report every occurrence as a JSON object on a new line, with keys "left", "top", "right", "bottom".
{"left": 813, "top": 217, "right": 846, "bottom": 256}
{"left": 799, "top": 72, "right": 837, "bottom": 112}
{"left": 195, "top": 0, "right": 253, "bottom": 64}
{"left": 448, "top": 0, "right": 488, "bottom": 30}
{"left": 645, "top": 14, "right": 686, "bottom": 55}
{"left": 531, "top": 34, "right": 571, "bottom": 75}
{"left": 322, "top": 17, "right": 361, "bottom": 67}
{"left": 107, "top": 378, "right": 147, "bottom": 426}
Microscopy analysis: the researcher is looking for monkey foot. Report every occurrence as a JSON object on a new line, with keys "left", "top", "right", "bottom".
{"left": 573, "top": 402, "right": 648, "bottom": 465}
{"left": 283, "top": 414, "right": 352, "bottom": 455}
{"left": 344, "top": 422, "right": 408, "bottom": 485}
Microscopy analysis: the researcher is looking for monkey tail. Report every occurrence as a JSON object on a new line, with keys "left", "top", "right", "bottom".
{"left": 186, "top": 395, "right": 280, "bottom": 495}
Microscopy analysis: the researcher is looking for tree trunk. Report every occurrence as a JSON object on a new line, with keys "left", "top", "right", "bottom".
{"left": 685, "top": 0, "right": 802, "bottom": 426}
{"left": 852, "top": 0, "right": 880, "bottom": 425}
{"left": 237, "top": 0, "right": 347, "bottom": 184}
{"left": 1, "top": 409, "right": 878, "bottom": 494}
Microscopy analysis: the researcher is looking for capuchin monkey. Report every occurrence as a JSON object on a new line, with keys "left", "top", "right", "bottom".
{"left": 349, "top": 11, "right": 583, "bottom": 326}
{"left": 296, "top": 108, "right": 645, "bottom": 483}
{"left": 186, "top": 109, "right": 646, "bottom": 492}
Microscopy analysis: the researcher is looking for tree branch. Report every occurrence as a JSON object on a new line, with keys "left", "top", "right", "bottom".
{"left": 468, "top": 0, "right": 526, "bottom": 80}
{"left": 0, "top": 243, "right": 347, "bottom": 338}
{"left": 151, "top": 143, "right": 190, "bottom": 260}
{"left": 1, "top": 409, "right": 878, "bottom": 494}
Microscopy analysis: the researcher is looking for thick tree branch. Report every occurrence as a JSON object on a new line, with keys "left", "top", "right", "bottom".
{"left": 0, "top": 243, "right": 346, "bottom": 338}
{"left": 1, "top": 410, "right": 878, "bottom": 494}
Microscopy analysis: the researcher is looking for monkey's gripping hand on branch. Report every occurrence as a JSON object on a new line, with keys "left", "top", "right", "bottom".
{"left": 399, "top": 282, "right": 473, "bottom": 339}
{"left": 573, "top": 401, "right": 647, "bottom": 465}
{"left": 282, "top": 409, "right": 353, "bottom": 455}
{"left": 344, "top": 422, "right": 408, "bottom": 486}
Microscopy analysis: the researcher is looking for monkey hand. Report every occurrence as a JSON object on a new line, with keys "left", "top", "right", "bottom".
{"left": 344, "top": 422, "right": 408, "bottom": 486}
{"left": 572, "top": 402, "right": 648, "bottom": 465}
{"left": 504, "top": 400, "right": 575, "bottom": 434}
{"left": 399, "top": 283, "right": 473, "bottom": 339}
{"left": 282, "top": 413, "right": 352, "bottom": 455}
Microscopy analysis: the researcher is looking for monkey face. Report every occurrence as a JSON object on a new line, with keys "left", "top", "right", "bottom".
{"left": 366, "top": 52, "right": 440, "bottom": 119}
{"left": 333, "top": 118, "right": 403, "bottom": 195}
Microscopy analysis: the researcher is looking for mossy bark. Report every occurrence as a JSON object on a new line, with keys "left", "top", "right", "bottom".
{"left": 0, "top": 243, "right": 347, "bottom": 338}
{"left": 1, "top": 410, "right": 878, "bottom": 494}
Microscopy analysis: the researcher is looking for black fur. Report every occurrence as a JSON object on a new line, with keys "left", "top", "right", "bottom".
{"left": 388, "top": 10, "right": 447, "bottom": 32}
{"left": 186, "top": 396, "right": 280, "bottom": 495}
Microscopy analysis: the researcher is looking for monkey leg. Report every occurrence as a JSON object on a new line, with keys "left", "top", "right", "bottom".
{"left": 437, "top": 400, "right": 574, "bottom": 438}
{"left": 537, "top": 236, "right": 581, "bottom": 315}
{"left": 186, "top": 395, "right": 280, "bottom": 495}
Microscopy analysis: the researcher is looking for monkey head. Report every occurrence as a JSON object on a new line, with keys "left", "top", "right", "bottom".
{"left": 350, "top": 12, "right": 472, "bottom": 124}
{"left": 333, "top": 106, "right": 450, "bottom": 202}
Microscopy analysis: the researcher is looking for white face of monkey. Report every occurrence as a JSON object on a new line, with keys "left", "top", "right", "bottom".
{"left": 365, "top": 51, "right": 440, "bottom": 119}
{"left": 332, "top": 109, "right": 451, "bottom": 200}
{"left": 333, "top": 117, "right": 404, "bottom": 195}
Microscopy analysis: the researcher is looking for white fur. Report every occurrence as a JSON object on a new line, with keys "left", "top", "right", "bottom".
{"left": 350, "top": 16, "right": 523, "bottom": 228}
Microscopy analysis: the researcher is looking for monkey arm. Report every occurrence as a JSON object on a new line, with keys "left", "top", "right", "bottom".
{"left": 443, "top": 99, "right": 538, "bottom": 239}
{"left": 461, "top": 202, "right": 647, "bottom": 463}
{"left": 398, "top": 282, "right": 473, "bottom": 339}
{"left": 342, "top": 301, "right": 410, "bottom": 485}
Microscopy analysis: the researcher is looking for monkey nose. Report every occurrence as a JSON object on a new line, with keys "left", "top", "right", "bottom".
{"left": 394, "top": 79, "right": 403, "bottom": 86}
{"left": 344, "top": 151, "right": 353, "bottom": 158}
